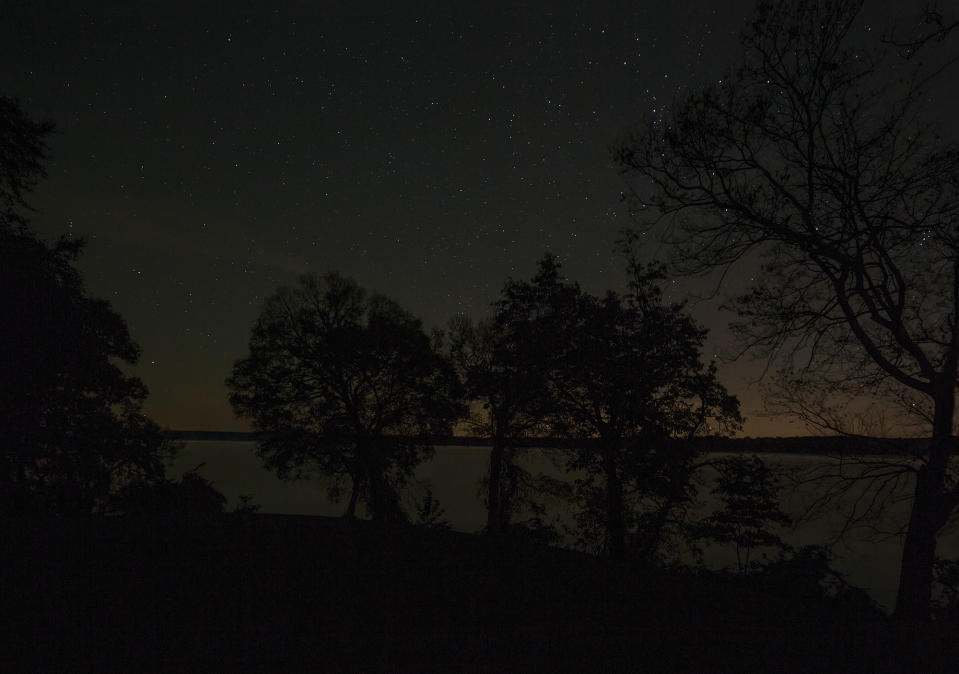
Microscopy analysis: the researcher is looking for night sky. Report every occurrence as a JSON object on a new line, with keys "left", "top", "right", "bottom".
{"left": 1, "top": 1, "right": 938, "bottom": 436}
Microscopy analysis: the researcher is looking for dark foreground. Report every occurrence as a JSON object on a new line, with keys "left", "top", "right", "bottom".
{"left": 2, "top": 514, "right": 955, "bottom": 672}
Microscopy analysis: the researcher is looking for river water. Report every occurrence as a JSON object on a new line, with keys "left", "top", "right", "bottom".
{"left": 169, "top": 440, "right": 959, "bottom": 611}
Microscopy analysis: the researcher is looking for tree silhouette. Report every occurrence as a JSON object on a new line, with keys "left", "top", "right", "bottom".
{"left": 113, "top": 466, "right": 228, "bottom": 515}
{"left": 227, "top": 272, "right": 463, "bottom": 523}
{"left": 0, "top": 96, "right": 171, "bottom": 515}
{"left": 0, "top": 96, "right": 53, "bottom": 231}
{"left": 500, "top": 254, "right": 741, "bottom": 559}
{"left": 412, "top": 487, "right": 451, "bottom": 530}
{"left": 617, "top": 0, "right": 959, "bottom": 620}
{"left": 696, "top": 455, "right": 791, "bottom": 574}
{"left": 446, "top": 314, "right": 551, "bottom": 535}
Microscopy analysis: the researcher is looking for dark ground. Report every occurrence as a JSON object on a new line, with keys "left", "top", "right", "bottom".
{"left": 2, "top": 513, "right": 956, "bottom": 672}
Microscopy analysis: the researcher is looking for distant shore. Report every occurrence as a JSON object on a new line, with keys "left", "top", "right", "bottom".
{"left": 164, "top": 430, "right": 928, "bottom": 455}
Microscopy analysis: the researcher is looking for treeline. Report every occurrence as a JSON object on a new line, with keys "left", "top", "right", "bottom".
{"left": 226, "top": 242, "right": 756, "bottom": 561}
{"left": 165, "top": 430, "right": 930, "bottom": 456}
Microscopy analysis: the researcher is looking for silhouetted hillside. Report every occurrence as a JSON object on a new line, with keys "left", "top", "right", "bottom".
{"left": 2, "top": 514, "right": 953, "bottom": 672}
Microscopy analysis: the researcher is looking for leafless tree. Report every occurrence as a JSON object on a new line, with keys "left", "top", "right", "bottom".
{"left": 617, "top": 0, "right": 959, "bottom": 621}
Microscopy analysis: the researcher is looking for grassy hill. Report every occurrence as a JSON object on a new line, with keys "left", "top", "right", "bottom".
{"left": 2, "top": 513, "right": 955, "bottom": 672}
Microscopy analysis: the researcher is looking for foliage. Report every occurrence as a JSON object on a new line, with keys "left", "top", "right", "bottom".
{"left": 757, "top": 545, "right": 878, "bottom": 613}
{"left": 232, "top": 494, "right": 261, "bottom": 514}
{"left": 112, "top": 466, "right": 228, "bottom": 514}
{"left": 0, "top": 96, "right": 54, "bottom": 230}
{"left": 500, "top": 253, "right": 741, "bottom": 559}
{"left": 695, "top": 454, "right": 792, "bottom": 573}
{"left": 503, "top": 515, "right": 563, "bottom": 547}
{"left": 0, "top": 95, "right": 171, "bottom": 515}
{"left": 412, "top": 488, "right": 450, "bottom": 530}
{"left": 446, "top": 315, "right": 551, "bottom": 439}
{"left": 227, "top": 272, "right": 464, "bottom": 523}
{"left": 932, "top": 558, "right": 959, "bottom": 622}
{"left": 617, "top": 0, "right": 959, "bottom": 621}
{"left": 446, "top": 314, "right": 552, "bottom": 533}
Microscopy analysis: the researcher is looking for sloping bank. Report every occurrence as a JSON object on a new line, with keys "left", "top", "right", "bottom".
{"left": 2, "top": 513, "right": 954, "bottom": 672}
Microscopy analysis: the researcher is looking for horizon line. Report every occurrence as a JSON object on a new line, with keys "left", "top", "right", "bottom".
{"left": 164, "top": 430, "right": 924, "bottom": 454}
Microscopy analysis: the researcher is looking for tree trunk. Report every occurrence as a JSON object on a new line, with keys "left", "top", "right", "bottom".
{"left": 344, "top": 476, "right": 360, "bottom": 519}
{"left": 603, "top": 444, "right": 626, "bottom": 560}
{"left": 355, "top": 441, "right": 406, "bottom": 524}
{"left": 486, "top": 438, "right": 506, "bottom": 534}
{"left": 368, "top": 469, "right": 405, "bottom": 523}
{"left": 636, "top": 494, "right": 676, "bottom": 564}
{"left": 894, "top": 468, "right": 948, "bottom": 621}
{"left": 894, "top": 384, "right": 956, "bottom": 622}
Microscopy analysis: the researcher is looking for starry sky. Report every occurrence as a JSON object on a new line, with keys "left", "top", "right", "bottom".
{"left": 1, "top": 1, "right": 942, "bottom": 436}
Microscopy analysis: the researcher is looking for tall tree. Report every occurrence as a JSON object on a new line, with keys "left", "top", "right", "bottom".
{"left": 0, "top": 96, "right": 170, "bottom": 514}
{"left": 501, "top": 254, "right": 741, "bottom": 559}
{"left": 228, "top": 272, "right": 463, "bottom": 523}
{"left": 446, "top": 314, "right": 551, "bottom": 535}
{"left": 617, "top": 0, "right": 959, "bottom": 619}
